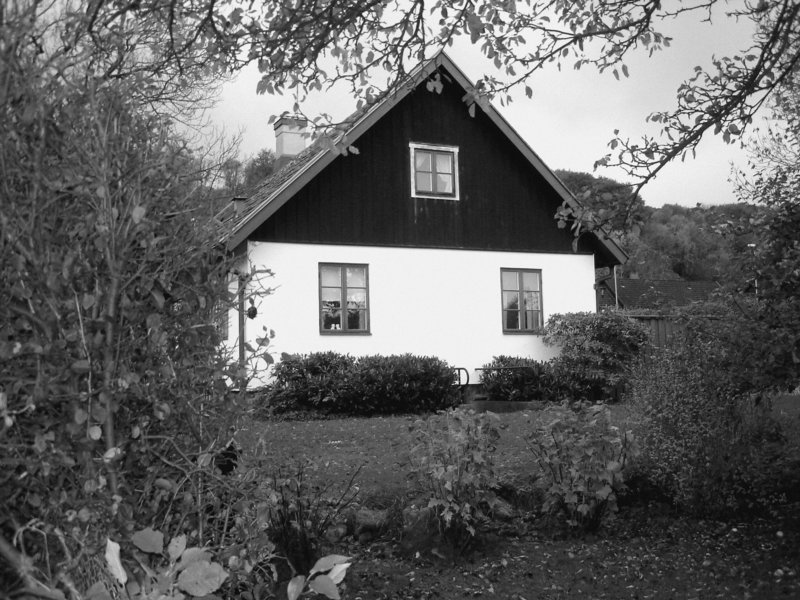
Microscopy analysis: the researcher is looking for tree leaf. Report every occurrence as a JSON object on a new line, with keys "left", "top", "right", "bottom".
{"left": 85, "top": 581, "right": 112, "bottom": 600}
{"left": 74, "top": 407, "right": 89, "bottom": 425}
{"left": 104, "top": 538, "right": 128, "bottom": 586}
{"left": 168, "top": 534, "right": 187, "bottom": 562}
{"left": 102, "top": 447, "right": 121, "bottom": 463}
{"left": 287, "top": 575, "right": 306, "bottom": 600}
{"left": 309, "top": 555, "right": 352, "bottom": 577}
{"left": 327, "top": 562, "right": 351, "bottom": 585}
{"left": 176, "top": 560, "right": 228, "bottom": 596}
{"left": 71, "top": 360, "right": 91, "bottom": 373}
{"left": 131, "top": 527, "right": 164, "bottom": 554}
{"left": 177, "top": 547, "right": 212, "bottom": 572}
{"left": 151, "top": 288, "right": 165, "bottom": 310}
{"left": 309, "top": 574, "right": 340, "bottom": 599}
{"left": 131, "top": 205, "right": 146, "bottom": 224}
{"left": 597, "top": 484, "right": 613, "bottom": 500}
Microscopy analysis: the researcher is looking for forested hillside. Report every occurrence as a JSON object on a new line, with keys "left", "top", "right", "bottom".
{"left": 556, "top": 169, "right": 764, "bottom": 288}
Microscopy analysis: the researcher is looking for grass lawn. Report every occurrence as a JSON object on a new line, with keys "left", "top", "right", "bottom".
{"left": 236, "top": 400, "right": 800, "bottom": 599}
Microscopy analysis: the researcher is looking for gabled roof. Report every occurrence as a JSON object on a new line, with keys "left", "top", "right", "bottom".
{"left": 222, "top": 52, "right": 627, "bottom": 265}
{"left": 601, "top": 279, "right": 720, "bottom": 310}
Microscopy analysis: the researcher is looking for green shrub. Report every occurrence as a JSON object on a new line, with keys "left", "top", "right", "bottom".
{"left": 544, "top": 312, "right": 650, "bottom": 402}
{"left": 348, "top": 354, "right": 458, "bottom": 414}
{"left": 525, "top": 403, "right": 636, "bottom": 530}
{"left": 479, "top": 356, "right": 555, "bottom": 402}
{"left": 264, "top": 352, "right": 356, "bottom": 413}
{"left": 256, "top": 462, "right": 357, "bottom": 575}
{"left": 409, "top": 409, "right": 502, "bottom": 553}
{"left": 262, "top": 352, "right": 457, "bottom": 416}
{"left": 627, "top": 313, "right": 792, "bottom": 517}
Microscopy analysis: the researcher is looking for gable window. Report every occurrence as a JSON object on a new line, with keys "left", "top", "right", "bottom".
{"left": 319, "top": 264, "right": 370, "bottom": 333}
{"left": 410, "top": 143, "right": 459, "bottom": 200}
{"left": 501, "top": 269, "right": 543, "bottom": 333}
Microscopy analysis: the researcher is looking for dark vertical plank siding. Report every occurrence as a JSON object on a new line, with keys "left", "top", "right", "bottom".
{"left": 252, "top": 69, "right": 580, "bottom": 254}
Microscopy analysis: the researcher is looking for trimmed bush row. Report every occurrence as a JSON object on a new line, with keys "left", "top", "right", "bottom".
{"left": 479, "top": 355, "right": 622, "bottom": 404}
{"left": 260, "top": 352, "right": 458, "bottom": 416}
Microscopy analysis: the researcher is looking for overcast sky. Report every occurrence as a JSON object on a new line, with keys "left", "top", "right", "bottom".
{"left": 207, "top": 4, "right": 760, "bottom": 208}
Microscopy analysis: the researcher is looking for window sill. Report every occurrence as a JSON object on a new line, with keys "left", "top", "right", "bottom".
{"left": 502, "top": 330, "right": 544, "bottom": 335}
{"left": 411, "top": 193, "right": 460, "bottom": 201}
{"left": 320, "top": 331, "right": 372, "bottom": 336}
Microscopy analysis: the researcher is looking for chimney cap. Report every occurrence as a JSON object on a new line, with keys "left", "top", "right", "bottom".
{"left": 273, "top": 115, "right": 308, "bottom": 130}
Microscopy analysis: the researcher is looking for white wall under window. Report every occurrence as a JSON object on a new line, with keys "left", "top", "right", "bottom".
{"left": 240, "top": 241, "right": 596, "bottom": 385}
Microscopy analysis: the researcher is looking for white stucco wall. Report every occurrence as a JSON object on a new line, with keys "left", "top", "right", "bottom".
{"left": 229, "top": 241, "right": 597, "bottom": 385}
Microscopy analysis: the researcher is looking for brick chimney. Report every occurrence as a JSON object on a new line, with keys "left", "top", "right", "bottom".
{"left": 273, "top": 116, "right": 308, "bottom": 171}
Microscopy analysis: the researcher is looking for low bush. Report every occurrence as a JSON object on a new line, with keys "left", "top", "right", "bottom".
{"left": 525, "top": 403, "right": 636, "bottom": 530}
{"left": 626, "top": 313, "right": 794, "bottom": 517}
{"left": 409, "top": 409, "right": 502, "bottom": 553}
{"left": 479, "top": 356, "right": 555, "bottom": 402}
{"left": 97, "top": 525, "right": 350, "bottom": 600}
{"left": 261, "top": 352, "right": 458, "bottom": 416}
{"left": 262, "top": 351, "right": 356, "bottom": 413}
{"left": 256, "top": 462, "right": 358, "bottom": 575}
{"left": 348, "top": 354, "right": 458, "bottom": 414}
{"left": 544, "top": 312, "right": 651, "bottom": 402}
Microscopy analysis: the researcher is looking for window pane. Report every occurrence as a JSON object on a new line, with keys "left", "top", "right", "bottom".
{"left": 321, "top": 282, "right": 342, "bottom": 330}
{"left": 523, "top": 291, "right": 540, "bottom": 310}
{"left": 503, "top": 291, "right": 519, "bottom": 310}
{"left": 321, "top": 288, "right": 341, "bottom": 304}
{"left": 416, "top": 172, "right": 433, "bottom": 192}
{"left": 347, "top": 289, "right": 367, "bottom": 307}
{"left": 501, "top": 271, "right": 518, "bottom": 290}
{"left": 522, "top": 272, "right": 540, "bottom": 291}
{"left": 322, "top": 309, "right": 341, "bottom": 330}
{"left": 504, "top": 310, "right": 519, "bottom": 330}
{"left": 346, "top": 267, "right": 366, "bottom": 287}
{"left": 435, "top": 152, "right": 452, "bottom": 173}
{"left": 435, "top": 173, "right": 453, "bottom": 194}
{"left": 415, "top": 150, "right": 432, "bottom": 171}
{"left": 320, "top": 266, "right": 341, "bottom": 287}
{"left": 347, "top": 309, "right": 367, "bottom": 330}
{"left": 523, "top": 310, "right": 540, "bottom": 330}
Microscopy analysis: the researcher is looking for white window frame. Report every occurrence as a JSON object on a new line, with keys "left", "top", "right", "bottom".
{"left": 409, "top": 142, "right": 460, "bottom": 201}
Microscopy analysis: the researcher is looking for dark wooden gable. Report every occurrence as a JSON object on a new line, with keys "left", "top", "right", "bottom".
{"left": 251, "top": 67, "right": 581, "bottom": 254}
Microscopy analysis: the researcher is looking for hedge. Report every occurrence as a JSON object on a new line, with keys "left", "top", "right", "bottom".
{"left": 260, "top": 352, "right": 458, "bottom": 416}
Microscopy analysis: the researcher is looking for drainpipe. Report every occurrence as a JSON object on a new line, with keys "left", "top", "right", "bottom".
{"left": 613, "top": 264, "right": 619, "bottom": 310}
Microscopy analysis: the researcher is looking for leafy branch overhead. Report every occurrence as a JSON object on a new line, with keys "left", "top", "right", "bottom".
{"left": 37, "top": 2, "right": 800, "bottom": 203}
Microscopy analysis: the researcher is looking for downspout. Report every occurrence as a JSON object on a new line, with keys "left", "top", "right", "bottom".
{"left": 613, "top": 264, "right": 619, "bottom": 310}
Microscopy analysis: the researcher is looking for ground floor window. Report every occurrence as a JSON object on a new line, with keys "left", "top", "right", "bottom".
{"left": 501, "top": 268, "right": 543, "bottom": 332}
{"left": 319, "top": 263, "right": 369, "bottom": 333}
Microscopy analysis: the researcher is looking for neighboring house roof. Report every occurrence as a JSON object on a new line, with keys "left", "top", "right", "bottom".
{"left": 598, "top": 278, "right": 719, "bottom": 310}
{"left": 220, "top": 52, "right": 626, "bottom": 266}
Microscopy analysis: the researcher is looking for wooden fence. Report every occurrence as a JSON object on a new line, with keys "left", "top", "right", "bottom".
{"left": 628, "top": 315, "right": 681, "bottom": 348}
{"left": 628, "top": 314, "right": 724, "bottom": 348}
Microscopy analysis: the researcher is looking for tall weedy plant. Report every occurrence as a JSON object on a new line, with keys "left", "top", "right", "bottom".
{"left": 410, "top": 409, "right": 501, "bottom": 553}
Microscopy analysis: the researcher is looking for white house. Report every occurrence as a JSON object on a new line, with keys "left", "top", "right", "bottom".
{"left": 220, "top": 53, "right": 626, "bottom": 386}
